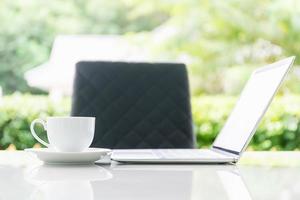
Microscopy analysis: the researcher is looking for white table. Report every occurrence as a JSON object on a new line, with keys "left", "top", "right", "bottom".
{"left": 0, "top": 151, "right": 299, "bottom": 200}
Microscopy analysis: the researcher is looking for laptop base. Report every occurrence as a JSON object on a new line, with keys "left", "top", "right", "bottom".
{"left": 111, "top": 149, "right": 237, "bottom": 164}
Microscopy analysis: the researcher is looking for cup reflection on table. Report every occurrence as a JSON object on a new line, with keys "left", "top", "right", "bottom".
{"left": 25, "top": 164, "right": 112, "bottom": 200}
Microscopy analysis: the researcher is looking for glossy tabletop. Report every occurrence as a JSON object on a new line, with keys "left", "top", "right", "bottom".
{"left": 0, "top": 151, "right": 299, "bottom": 200}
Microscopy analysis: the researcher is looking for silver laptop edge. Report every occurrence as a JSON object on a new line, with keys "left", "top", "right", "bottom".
{"left": 211, "top": 56, "right": 295, "bottom": 162}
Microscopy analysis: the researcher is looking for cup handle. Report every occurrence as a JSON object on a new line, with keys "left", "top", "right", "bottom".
{"left": 30, "top": 119, "right": 50, "bottom": 147}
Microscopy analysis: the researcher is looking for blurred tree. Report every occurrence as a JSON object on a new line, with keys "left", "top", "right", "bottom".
{"left": 0, "top": 0, "right": 168, "bottom": 94}
{"left": 143, "top": 0, "right": 300, "bottom": 94}
{"left": 0, "top": 0, "right": 299, "bottom": 94}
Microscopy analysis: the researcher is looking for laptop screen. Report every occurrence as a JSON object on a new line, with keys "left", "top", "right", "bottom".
{"left": 212, "top": 57, "right": 294, "bottom": 154}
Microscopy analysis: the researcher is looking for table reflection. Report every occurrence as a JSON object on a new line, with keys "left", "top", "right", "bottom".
{"left": 0, "top": 165, "right": 33, "bottom": 199}
{"left": 0, "top": 153, "right": 299, "bottom": 200}
{"left": 24, "top": 164, "right": 112, "bottom": 200}
{"left": 217, "top": 170, "right": 252, "bottom": 200}
{"left": 240, "top": 166, "right": 300, "bottom": 200}
{"left": 91, "top": 164, "right": 252, "bottom": 200}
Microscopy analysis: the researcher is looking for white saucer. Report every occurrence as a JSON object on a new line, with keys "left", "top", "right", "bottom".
{"left": 25, "top": 148, "right": 111, "bottom": 164}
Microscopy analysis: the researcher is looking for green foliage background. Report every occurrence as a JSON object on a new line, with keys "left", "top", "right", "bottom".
{"left": 0, "top": 0, "right": 300, "bottom": 94}
{"left": 1, "top": 94, "right": 300, "bottom": 150}
{"left": 193, "top": 96, "right": 300, "bottom": 150}
{"left": 0, "top": 0, "right": 168, "bottom": 94}
{"left": 0, "top": 1, "right": 300, "bottom": 150}
{"left": 0, "top": 95, "right": 69, "bottom": 149}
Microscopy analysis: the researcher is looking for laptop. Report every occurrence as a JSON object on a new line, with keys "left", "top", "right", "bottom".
{"left": 111, "top": 56, "right": 295, "bottom": 164}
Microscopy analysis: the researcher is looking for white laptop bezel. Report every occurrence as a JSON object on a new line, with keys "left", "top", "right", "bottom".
{"left": 211, "top": 56, "right": 295, "bottom": 159}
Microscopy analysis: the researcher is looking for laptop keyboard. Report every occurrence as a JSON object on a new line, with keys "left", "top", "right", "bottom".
{"left": 153, "top": 149, "right": 227, "bottom": 159}
{"left": 112, "top": 149, "right": 232, "bottom": 161}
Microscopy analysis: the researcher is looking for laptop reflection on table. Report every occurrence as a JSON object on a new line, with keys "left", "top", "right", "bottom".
{"left": 92, "top": 165, "right": 252, "bottom": 200}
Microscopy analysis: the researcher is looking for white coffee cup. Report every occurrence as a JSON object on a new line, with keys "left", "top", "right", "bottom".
{"left": 30, "top": 117, "right": 95, "bottom": 152}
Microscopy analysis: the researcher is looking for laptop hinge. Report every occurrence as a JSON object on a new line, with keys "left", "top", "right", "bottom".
{"left": 212, "top": 146, "right": 240, "bottom": 156}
